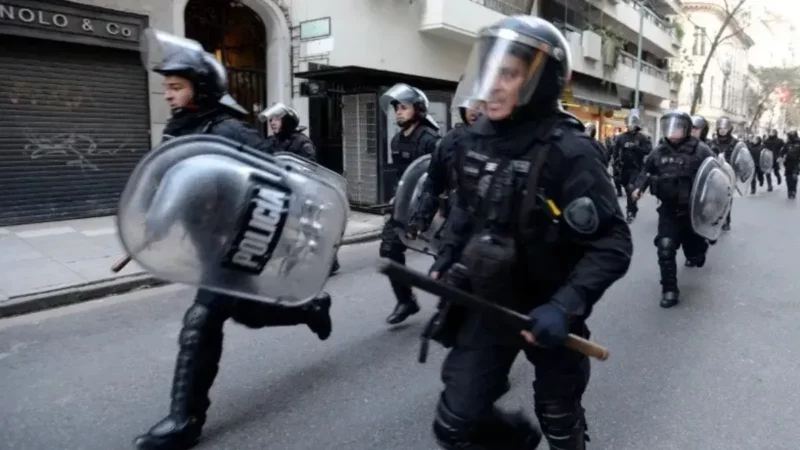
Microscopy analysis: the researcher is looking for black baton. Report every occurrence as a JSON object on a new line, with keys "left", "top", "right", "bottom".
{"left": 378, "top": 259, "right": 610, "bottom": 361}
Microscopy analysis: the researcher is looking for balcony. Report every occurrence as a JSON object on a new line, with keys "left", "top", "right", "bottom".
{"left": 585, "top": 0, "right": 678, "bottom": 57}
{"left": 419, "top": 0, "right": 514, "bottom": 45}
{"left": 564, "top": 29, "right": 671, "bottom": 100}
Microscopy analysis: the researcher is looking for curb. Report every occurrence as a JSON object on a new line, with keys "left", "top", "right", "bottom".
{"left": 0, "top": 230, "right": 383, "bottom": 319}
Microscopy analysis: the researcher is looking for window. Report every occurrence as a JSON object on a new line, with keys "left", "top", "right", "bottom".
{"left": 721, "top": 77, "right": 729, "bottom": 110}
{"left": 692, "top": 27, "right": 706, "bottom": 56}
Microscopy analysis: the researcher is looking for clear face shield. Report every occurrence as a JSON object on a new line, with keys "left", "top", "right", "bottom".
{"left": 140, "top": 28, "right": 204, "bottom": 72}
{"left": 625, "top": 115, "right": 641, "bottom": 131}
{"left": 453, "top": 27, "right": 560, "bottom": 121}
{"left": 660, "top": 116, "right": 690, "bottom": 144}
{"left": 259, "top": 103, "right": 298, "bottom": 134}
{"left": 717, "top": 118, "right": 732, "bottom": 137}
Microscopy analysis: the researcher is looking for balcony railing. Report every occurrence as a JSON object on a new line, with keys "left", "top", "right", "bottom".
{"left": 618, "top": 50, "right": 670, "bottom": 82}
{"left": 468, "top": 0, "right": 527, "bottom": 16}
{"left": 619, "top": 0, "right": 678, "bottom": 40}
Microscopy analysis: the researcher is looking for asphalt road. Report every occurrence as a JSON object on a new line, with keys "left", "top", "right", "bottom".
{"left": 1, "top": 187, "right": 798, "bottom": 450}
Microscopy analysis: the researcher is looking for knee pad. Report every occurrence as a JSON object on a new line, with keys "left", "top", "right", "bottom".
{"left": 656, "top": 237, "right": 676, "bottom": 260}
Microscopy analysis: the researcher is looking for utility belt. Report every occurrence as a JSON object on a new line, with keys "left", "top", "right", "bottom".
{"left": 651, "top": 175, "right": 691, "bottom": 205}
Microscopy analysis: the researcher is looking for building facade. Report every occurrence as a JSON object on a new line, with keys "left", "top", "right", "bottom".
{"left": 673, "top": 1, "right": 754, "bottom": 135}
{"left": 0, "top": 0, "right": 680, "bottom": 225}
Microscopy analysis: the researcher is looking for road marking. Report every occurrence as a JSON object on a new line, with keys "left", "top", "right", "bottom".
{"left": 17, "top": 227, "right": 76, "bottom": 238}
{"left": 82, "top": 227, "right": 116, "bottom": 237}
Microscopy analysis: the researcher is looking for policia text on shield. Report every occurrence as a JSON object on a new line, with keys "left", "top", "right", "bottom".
{"left": 379, "top": 260, "right": 610, "bottom": 361}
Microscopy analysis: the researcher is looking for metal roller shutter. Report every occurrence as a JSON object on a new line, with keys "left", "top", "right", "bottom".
{"left": 0, "top": 34, "right": 150, "bottom": 226}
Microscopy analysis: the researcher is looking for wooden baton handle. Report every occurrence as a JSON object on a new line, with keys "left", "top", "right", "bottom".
{"left": 111, "top": 254, "right": 132, "bottom": 273}
{"left": 565, "top": 334, "right": 610, "bottom": 361}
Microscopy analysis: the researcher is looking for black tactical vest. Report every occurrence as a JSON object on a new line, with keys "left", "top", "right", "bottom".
{"left": 785, "top": 141, "right": 800, "bottom": 165}
{"left": 652, "top": 142, "right": 699, "bottom": 205}
{"left": 712, "top": 137, "right": 737, "bottom": 161}
{"left": 391, "top": 125, "right": 438, "bottom": 173}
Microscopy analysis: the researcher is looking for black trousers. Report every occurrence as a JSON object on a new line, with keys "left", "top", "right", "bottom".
{"left": 655, "top": 209, "right": 709, "bottom": 292}
{"left": 438, "top": 313, "right": 590, "bottom": 450}
{"left": 751, "top": 168, "right": 765, "bottom": 191}
{"left": 786, "top": 163, "right": 799, "bottom": 193}
{"left": 621, "top": 170, "right": 639, "bottom": 214}
{"left": 379, "top": 218, "right": 412, "bottom": 304}
{"left": 194, "top": 289, "right": 315, "bottom": 329}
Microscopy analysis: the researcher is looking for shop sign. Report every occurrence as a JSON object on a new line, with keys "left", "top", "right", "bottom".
{"left": 0, "top": 3, "right": 140, "bottom": 42}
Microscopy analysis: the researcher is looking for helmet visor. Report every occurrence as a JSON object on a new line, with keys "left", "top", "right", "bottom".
{"left": 626, "top": 115, "right": 641, "bottom": 129}
{"left": 717, "top": 118, "right": 732, "bottom": 136}
{"left": 140, "top": 28, "right": 204, "bottom": 72}
{"left": 453, "top": 27, "right": 554, "bottom": 120}
{"left": 379, "top": 83, "right": 424, "bottom": 113}
{"left": 660, "top": 115, "right": 690, "bottom": 143}
{"left": 259, "top": 102, "right": 290, "bottom": 122}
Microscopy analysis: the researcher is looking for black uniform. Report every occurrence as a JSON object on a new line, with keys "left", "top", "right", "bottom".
{"left": 265, "top": 125, "right": 317, "bottom": 161}
{"left": 709, "top": 135, "right": 739, "bottom": 229}
{"left": 381, "top": 122, "right": 440, "bottom": 323}
{"left": 428, "top": 17, "right": 632, "bottom": 450}
{"left": 612, "top": 129, "right": 652, "bottom": 222}
{"left": 748, "top": 137, "right": 766, "bottom": 193}
{"left": 134, "top": 40, "right": 332, "bottom": 450}
{"left": 764, "top": 134, "right": 785, "bottom": 185}
{"left": 636, "top": 127, "right": 715, "bottom": 308}
{"left": 783, "top": 132, "right": 800, "bottom": 198}
{"left": 408, "top": 124, "right": 471, "bottom": 236}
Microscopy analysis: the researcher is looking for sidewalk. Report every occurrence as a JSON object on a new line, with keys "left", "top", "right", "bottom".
{"left": 0, "top": 211, "right": 386, "bottom": 317}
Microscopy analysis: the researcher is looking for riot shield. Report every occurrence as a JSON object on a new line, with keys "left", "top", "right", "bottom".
{"left": 116, "top": 134, "right": 348, "bottom": 306}
{"left": 760, "top": 149, "right": 774, "bottom": 173}
{"left": 274, "top": 152, "right": 349, "bottom": 233}
{"left": 717, "top": 154, "right": 737, "bottom": 195}
{"left": 730, "top": 141, "right": 755, "bottom": 191}
{"left": 690, "top": 157, "right": 733, "bottom": 241}
{"left": 392, "top": 154, "right": 431, "bottom": 224}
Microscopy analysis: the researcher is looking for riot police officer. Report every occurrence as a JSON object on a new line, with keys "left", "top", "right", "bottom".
{"left": 748, "top": 136, "right": 766, "bottom": 194}
{"left": 784, "top": 130, "right": 800, "bottom": 199}
{"left": 709, "top": 117, "right": 738, "bottom": 230}
{"left": 764, "top": 129, "right": 785, "bottom": 186}
{"left": 632, "top": 111, "right": 717, "bottom": 308}
{"left": 259, "top": 103, "right": 341, "bottom": 275}
{"left": 691, "top": 115, "right": 709, "bottom": 143}
{"left": 612, "top": 113, "right": 652, "bottom": 223}
{"left": 407, "top": 98, "right": 481, "bottom": 240}
{"left": 260, "top": 102, "right": 317, "bottom": 160}
{"left": 379, "top": 83, "right": 441, "bottom": 325}
{"left": 428, "top": 16, "right": 633, "bottom": 450}
{"left": 134, "top": 31, "right": 333, "bottom": 450}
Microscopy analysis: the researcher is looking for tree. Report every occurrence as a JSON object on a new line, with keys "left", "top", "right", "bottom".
{"left": 687, "top": 0, "right": 749, "bottom": 115}
{"left": 749, "top": 67, "right": 800, "bottom": 132}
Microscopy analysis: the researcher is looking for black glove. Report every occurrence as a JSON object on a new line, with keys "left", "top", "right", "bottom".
{"left": 528, "top": 303, "right": 569, "bottom": 347}
{"left": 406, "top": 215, "right": 426, "bottom": 239}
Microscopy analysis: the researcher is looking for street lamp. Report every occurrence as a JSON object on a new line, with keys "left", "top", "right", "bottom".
{"left": 633, "top": 0, "right": 646, "bottom": 111}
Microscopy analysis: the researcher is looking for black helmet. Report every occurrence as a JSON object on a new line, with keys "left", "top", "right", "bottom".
{"left": 584, "top": 122, "right": 596, "bottom": 139}
{"left": 142, "top": 29, "right": 245, "bottom": 111}
{"left": 379, "top": 83, "right": 439, "bottom": 130}
{"left": 625, "top": 114, "right": 641, "bottom": 131}
{"left": 659, "top": 110, "right": 692, "bottom": 145}
{"left": 788, "top": 130, "right": 798, "bottom": 141}
{"left": 259, "top": 103, "right": 301, "bottom": 135}
{"left": 716, "top": 117, "right": 733, "bottom": 137}
{"left": 752, "top": 135, "right": 762, "bottom": 145}
{"left": 452, "top": 15, "right": 571, "bottom": 120}
{"left": 769, "top": 129, "right": 778, "bottom": 138}
{"left": 691, "top": 115, "right": 709, "bottom": 141}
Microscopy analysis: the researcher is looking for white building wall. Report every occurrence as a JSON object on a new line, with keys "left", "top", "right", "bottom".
{"left": 674, "top": 7, "right": 752, "bottom": 130}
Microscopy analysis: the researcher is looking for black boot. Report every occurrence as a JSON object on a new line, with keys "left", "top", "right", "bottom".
{"left": 304, "top": 293, "right": 333, "bottom": 340}
{"left": 684, "top": 254, "right": 706, "bottom": 268}
{"left": 434, "top": 401, "right": 541, "bottom": 450}
{"left": 134, "top": 304, "right": 224, "bottom": 450}
{"left": 660, "top": 291, "right": 680, "bottom": 308}
{"left": 386, "top": 293, "right": 420, "bottom": 325}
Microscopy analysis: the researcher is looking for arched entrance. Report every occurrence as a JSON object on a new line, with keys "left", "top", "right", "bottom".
{"left": 184, "top": 0, "right": 266, "bottom": 131}
{"left": 177, "top": 0, "right": 292, "bottom": 133}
